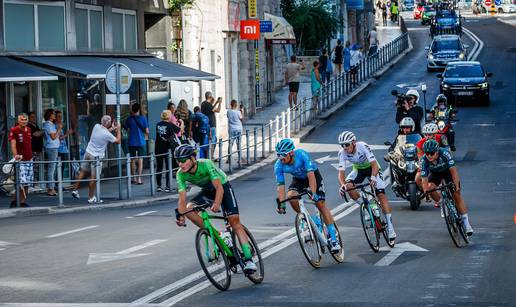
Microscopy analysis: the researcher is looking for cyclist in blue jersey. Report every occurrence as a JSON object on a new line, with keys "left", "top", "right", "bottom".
{"left": 421, "top": 140, "right": 473, "bottom": 235}
{"left": 274, "top": 139, "right": 341, "bottom": 253}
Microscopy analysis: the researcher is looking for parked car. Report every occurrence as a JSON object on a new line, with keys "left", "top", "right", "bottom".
{"left": 414, "top": 4, "right": 425, "bottom": 19}
{"left": 437, "top": 61, "right": 492, "bottom": 106}
{"left": 426, "top": 35, "right": 469, "bottom": 71}
{"left": 421, "top": 5, "right": 437, "bottom": 24}
{"left": 497, "top": 0, "right": 516, "bottom": 13}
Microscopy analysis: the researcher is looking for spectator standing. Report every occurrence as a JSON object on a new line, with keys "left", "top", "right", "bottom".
{"left": 201, "top": 92, "right": 222, "bottom": 159}
{"left": 368, "top": 27, "right": 379, "bottom": 56}
{"left": 55, "top": 110, "right": 73, "bottom": 176}
{"left": 284, "top": 55, "right": 304, "bottom": 109}
{"left": 332, "top": 40, "right": 344, "bottom": 75}
{"left": 391, "top": 1, "right": 399, "bottom": 22}
{"left": 43, "top": 108, "right": 62, "bottom": 196}
{"left": 8, "top": 113, "right": 33, "bottom": 208}
{"left": 71, "top": 115, "right": 121, "bottom": 204}
{"left": 318, "top": 49, "right": 330, "bottom": 84}
{"left": 167, "top": 102, "right": 184, "bottom": 138}
{"left": 382, "top": 2, "right": 388, "bottom": 26}
{"left": 311, "top": 61, "right": 322, "bottom": 111}
{"left": 27, "top": 111, "right": 44, "bottom": 188}
{"left": 192, "top": 106, "right": 211, "bottom": 158}
{"left": 175, "top": 99, "right": 193, "bottom": 141}
{"left": 226, "top": 99, "right": 245, "bottom": 165}
{"left": 343, "top": 41, "right": 352, "bottom": 73}
{"left": 350, "top": 44, "right": 364, "bottom": 85}
{"left": 124, "top": 103, "right": 149, "bottom": 185}
{"left": 155, "top": 110, "right": 181, "bottom": 192}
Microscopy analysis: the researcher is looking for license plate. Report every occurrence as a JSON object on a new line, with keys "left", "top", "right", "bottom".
{"left": 457, "top": 91, "right": 473, "bottom": 96}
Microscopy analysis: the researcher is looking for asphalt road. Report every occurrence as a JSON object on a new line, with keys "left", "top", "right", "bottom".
{"left": 1, "top": 16, "right": 515, "bottom": 307}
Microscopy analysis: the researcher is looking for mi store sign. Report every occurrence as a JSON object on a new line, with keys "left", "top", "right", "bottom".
{"left": 240, "top": 20, "right": 260, "bottom": 40}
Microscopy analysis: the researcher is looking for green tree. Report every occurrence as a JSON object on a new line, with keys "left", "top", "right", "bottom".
{"left": 281, "top": 0, "right": 339, "bottom": 53}
{"left": 168, "top": 0, "right": 195, "bottom": 13}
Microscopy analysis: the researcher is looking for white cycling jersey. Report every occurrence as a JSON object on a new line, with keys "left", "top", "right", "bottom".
{"left": 338, "top": 141, "right": 377, "bottom": 170}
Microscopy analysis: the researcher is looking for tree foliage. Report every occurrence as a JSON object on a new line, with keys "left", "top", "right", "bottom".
{"left": 281, "top": 0, "right": 339, "bottom": 53}
{"left": 169, "top": 0, "right": 195, "bottom": 13}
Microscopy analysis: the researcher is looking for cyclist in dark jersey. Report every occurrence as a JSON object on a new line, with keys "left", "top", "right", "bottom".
{"left": 421, "top": 140, "right": 473, "bottom": 235}
{"left": 174, "top": 144, "right": 257, "bottom": 272}
{"left": 274, "top": 138, "right": 341, "bottom": 253}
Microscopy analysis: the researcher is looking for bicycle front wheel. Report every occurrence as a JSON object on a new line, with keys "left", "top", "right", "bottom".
{"left": 195, "top": 228, "right": 231, "bottom": 291}
{"left": 360, "top": 205, "right": 380, "bottom": 252}
{"left": 295, "top": 212, "right": 322, "bottom": 268}
{"left": 330, "top": 224, "right": 345, "bottom": 263}
{"left": 442, "top": 199, "right": 464, "bottom": 248}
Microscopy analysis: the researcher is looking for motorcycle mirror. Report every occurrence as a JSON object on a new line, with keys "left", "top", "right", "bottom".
{"left": 384, "top": 141, "right": 392, "bottom": 146}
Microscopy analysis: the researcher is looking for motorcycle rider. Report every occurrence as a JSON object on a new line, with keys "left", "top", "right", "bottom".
{"left": 395, "top": 89, "right": 424, "bottom": 135}
{"left": 388, "top": 117, "right": 422, "bottom": 153}
{"left": 428, "top": 94, "right": 457, "bottom": 151}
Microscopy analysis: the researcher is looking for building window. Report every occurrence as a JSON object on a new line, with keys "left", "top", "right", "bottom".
{"left": 3, "top": 1, "right": 66, "bottom": 51}
{"left": 75, "top": 4, "right": 104, "bottom": 51}
{"left": 111, "top": 8, "right": 137, "bottom": 51}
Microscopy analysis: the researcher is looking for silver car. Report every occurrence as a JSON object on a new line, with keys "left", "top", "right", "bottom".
{"left": 426, "top": 35, "right": 469, "bottom": 72}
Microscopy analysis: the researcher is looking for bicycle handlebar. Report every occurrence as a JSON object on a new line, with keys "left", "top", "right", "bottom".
{"left": 421, "top": 182, "right": 455, "bottom": 196}
{"left": 275, "top": 190, "right": 313, "bottom": 214}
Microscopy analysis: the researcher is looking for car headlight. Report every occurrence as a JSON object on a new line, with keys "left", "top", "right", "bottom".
{"left": 442, "top": 83, "right": 450, "bottom": 89}
{"left": 479, "top": 82, "right": 488, "bottom": 88}
{"left": 429, "top": 54, "right": 434, "bottom": 60}
{"left": 459, "top": 53, "right": 465, "bottom": 60}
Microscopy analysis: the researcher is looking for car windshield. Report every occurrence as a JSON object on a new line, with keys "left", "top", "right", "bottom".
{"left": 424, "top": 6, "right": 435, "bottom": 11}
{"left": 444, "top": 64, "right": 484, "bottom": 78}
{"left": 437, "top": 11, "right": 455, "bottom": 18}
{"left": 432, "top": 40, "right": 460, "bottom": 52}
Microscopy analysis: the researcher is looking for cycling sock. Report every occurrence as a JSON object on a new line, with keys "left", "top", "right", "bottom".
{"left": 241, "top": 242, "right": 253, "bottom": 260}
{"left": 386, "top": 213, "right": 393, "bottom": 228}
{"left": 326, "top": 223, "right": 337, "bottom": 241}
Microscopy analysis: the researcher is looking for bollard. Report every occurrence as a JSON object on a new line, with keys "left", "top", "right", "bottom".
{"left": 15, "top": 161, "right": 20, "bottom": 208}
{"left": 126, "top": 153, "right": 132, "bottom": 199}
{"left": 268, "top": 121, "right": 273, "bottom": 153}
{"left": 57, "top": 157, "right": 64, "bottom": 207}
{"left": 167, "top": 150, "right": 174, "bottom": 192}
{"left": 253, "top": 127, "right": 258, "bottom": 162}
{"left": 245, "top": 129, "right": 250, "bottom": 165}
{"left": 261, "top": 125, "right": 265, "bottom": 158}
{"left": 218, "top": 138, "right": 223, "bottom": 169}
{"left": 95, "top": 157, "right": 101, "bottom": 203}
{"left": 150, "top": 154, "right": 156, "bottom": 196}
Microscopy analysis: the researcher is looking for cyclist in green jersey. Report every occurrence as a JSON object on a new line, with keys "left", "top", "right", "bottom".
{"left": 174, "top": 144, "right": 257, "bottom": 272}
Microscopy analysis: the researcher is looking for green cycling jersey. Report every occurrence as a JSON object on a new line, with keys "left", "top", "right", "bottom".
{"left": 176, "top": 159, "right": 228, "bottom": 192}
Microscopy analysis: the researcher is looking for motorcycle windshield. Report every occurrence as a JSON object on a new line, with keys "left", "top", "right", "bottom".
{"left": 406, "top": 134, "right": 422, "bottom": 145}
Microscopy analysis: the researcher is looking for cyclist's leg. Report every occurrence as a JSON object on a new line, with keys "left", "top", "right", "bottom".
{"left": 312, "top": 170, "right": 335, "bottom": 225}
{"left": 287, "top": 178, "right": 305, "bottom": 213}
{"left": 427, "top": 173, "right": 442, "bottom": 203}
{"left": 187, "top": 192, "right": 211, "bottom": 228}
{"left": 345, "top": 168, "right": 361, "bottom": 201}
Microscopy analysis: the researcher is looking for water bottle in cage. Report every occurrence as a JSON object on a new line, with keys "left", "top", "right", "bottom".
{"left": 370, "top": 199, "right": 380, "bottom": 217}
{"left": 220, "top": 231, "right": 233, "bottom": 248}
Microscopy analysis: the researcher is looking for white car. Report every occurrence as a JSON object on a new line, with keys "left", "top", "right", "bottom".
{"left": 480, "top": 0, "right": 516, "bottom": 13}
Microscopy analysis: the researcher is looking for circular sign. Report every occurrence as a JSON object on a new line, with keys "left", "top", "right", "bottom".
{"left": 485, "top": 0, "right": 491, "bottom": 6}
{"left": 105, "top": 63, "right": 132, "bottom": 94}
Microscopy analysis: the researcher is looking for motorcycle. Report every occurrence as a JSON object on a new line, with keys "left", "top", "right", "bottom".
{"left": 384, "top": 134, "right": 423, "bottom": 211}
{"left": 428, "top": 107, "right": 458, "bottom": 151}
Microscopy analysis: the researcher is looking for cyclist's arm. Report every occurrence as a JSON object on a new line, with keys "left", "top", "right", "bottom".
{"left": 277, "top": 185, "right": 287, "bottom": 202}
{"left": 274, "top": 161, "right": 286, "bottom": 200}
{"left": 307, "top": 171, "right": 318, "bottom": 196}
{"left": 449, "top": 166, "right": 460, "bottom": 192}
{"left": 211, "top": 178, "right": 224, "bottom": 212}
{"left": 422, "top": 176, "right": 430, "bottom": 192}
{"left": 370, "top": 160, "right": 380, "bottom": 177}
{"left": 338, "top": 169, "right": 347, "bottom": 186}
{"left": 178, "top": 191, "right": 187, "bottom": 214}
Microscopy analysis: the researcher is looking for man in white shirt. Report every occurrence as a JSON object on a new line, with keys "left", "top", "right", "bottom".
{"left": 368, "top": 28, "right": 379, "bottom": 56}
{"left": 284, "top": 55, "right": 305, "bottom": 109}
{"left": 71, "top": 115, "right": 121, "bottom": 204}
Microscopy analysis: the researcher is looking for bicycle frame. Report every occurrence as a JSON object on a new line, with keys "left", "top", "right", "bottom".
{"left": 199, "top": 211, "right": 235, "bottom": 259}
{"left": 298, "top": 198, "right": 328, "bottom": 248}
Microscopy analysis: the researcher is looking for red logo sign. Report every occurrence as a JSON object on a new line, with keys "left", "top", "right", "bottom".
{"left": 240, "top": 20, "right": 260, "bottom": 40}
{"left": 485, "top": 0, "right": 491, "bottom": 6}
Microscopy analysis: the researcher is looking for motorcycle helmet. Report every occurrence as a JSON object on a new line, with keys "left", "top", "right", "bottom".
{"left": 406, "top": 89, "right": 420, "bottom": 104}
{"left": 275, "top": 138, "right": 295, "bottom": 156}
{"left": 436, "top": 94, "right": 447, "bottom": 106}
{"left": 399, "top": 117, "right": 415, "bottom": 132}
{"left": 423, "top": 139, "right": 439, "bottom": 153}
{"left": 422, "top": 123, "right": 439, "bottom": 134}
{"left": 338, "top": 131, "right": 356, "bottom": 145}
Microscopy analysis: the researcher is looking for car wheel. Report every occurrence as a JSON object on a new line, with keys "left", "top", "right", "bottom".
{"left": 498, "top": 8, "right": 503, "bottom": 13}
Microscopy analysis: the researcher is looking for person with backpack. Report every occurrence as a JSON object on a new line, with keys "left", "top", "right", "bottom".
{"left": 192, "top": 106, "right": 211, "bottom": 159}
{"left": 124, "top": 103, "right": 149, "bottom": 185}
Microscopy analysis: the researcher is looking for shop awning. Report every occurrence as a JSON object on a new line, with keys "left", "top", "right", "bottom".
{"left": 18, "top": 56, "right": 218, "bottom": 81}
{"left": 0, "top": 57, "right": 58, "bottom": 82}
{"left": 263, "top": 13, "right": 296, "bottom": 44}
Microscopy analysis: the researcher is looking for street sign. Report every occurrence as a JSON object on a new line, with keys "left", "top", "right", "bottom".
{"left": 105, "top": 63, "right": 132, "bottom": 94}
{"left": 485, "top": 0, "right": 491, "bottom": 6}
{"left": 494, "top": 0, "right": 501, "bottom": 5}
{"left": 260, "top": 20, "right": 273, "bottom": 33}
{"left": 240, "top": 20, "right": 260, "bottom": 40}
{"left": 106, "top": 94, "right": 129, "bottom": 105}
{"left": 248, "top": 0, "right": 257, "bottom": 18}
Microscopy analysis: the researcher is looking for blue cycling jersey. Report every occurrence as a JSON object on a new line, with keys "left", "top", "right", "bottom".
{"left": 420, "top": 148, "right": 455, "bottom": 177}
{"left": 274, "top": 149, "right": 318, "bottom": 185}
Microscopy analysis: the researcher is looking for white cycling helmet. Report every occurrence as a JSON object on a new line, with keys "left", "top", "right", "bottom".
{"left": 422, "top": 123, "right": 439, "bottom": 134}
{"left": 406, "top": 89, "right": 420, "bottom": 104}
{"left": 399, "top": 117, "right": 415, "bottom": 132}
{"left": 338, "top": 131, "right": 356, "bottom": 144}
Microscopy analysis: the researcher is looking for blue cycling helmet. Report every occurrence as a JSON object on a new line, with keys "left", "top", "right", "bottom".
{"left": 275, "top": 138, "right": 295, "bottom": 155}
{"left": 423, "top": 139, "right": 439, "bottom": 154}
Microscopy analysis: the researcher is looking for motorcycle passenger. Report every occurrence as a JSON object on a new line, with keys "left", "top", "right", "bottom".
{"left": 395, "top": 89, "right": 424, "bottom": 135}
{"left": 274, "top": 139, "right": 341, "bottom": 253}
{"left": 428, "top": 94, "right": 457, "bottom": 151}
{"left": 337, "top": 131, "right": 397, "bottom": 242}
{"left": 421, "top": 140, "right": 474, "bottom": 236}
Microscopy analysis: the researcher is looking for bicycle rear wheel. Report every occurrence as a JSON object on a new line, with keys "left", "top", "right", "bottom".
{"left": 360, "top": 204, "right": 380, "bottom": 252}
{"left": 442, "top": 199, "right": 464, "bottom": 248}
{"left": 236, "top": 225, "right": 265, "bottom": 284}
{"left": 295, "top": 212, "right": 322, "bottom": 268}
{"left": 330, "top": 224, "right": 345, "bottom": 263}
{"left": 195, "top": 228, "right": 231, "bottom": 291}
{"left": 378, "top": 209, "right": 395, "bottom": 248}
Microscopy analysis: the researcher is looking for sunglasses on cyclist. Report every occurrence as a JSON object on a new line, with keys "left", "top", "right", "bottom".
{"left": 176, "top": 157, "right": 190, "bottom": 163}
{"left": 341, "top": 142, "right": 352, "bottom": 148}
{"left": 425, "top": 151, "right": 437, "bottom": 157}
{"left": 277, "top": 153, "right": 290, "bottom": 159}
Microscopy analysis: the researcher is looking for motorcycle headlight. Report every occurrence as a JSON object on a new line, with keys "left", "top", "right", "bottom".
{"left": 458, "top": 53, "right": 465, "bottom": 60}
{"left": 479, "top": 82, "right": 488, "bottom": 88}
{"left": 406, "top": 162, "right": 417, "bottom": 173}
{"left": 438, "top": 120, "right": 446, "bottom": 130}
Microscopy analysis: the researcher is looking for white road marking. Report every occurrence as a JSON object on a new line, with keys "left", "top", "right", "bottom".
{"left": 87, "top": 239, "right": 167, "bottom": 265}
{"left": 498, "top": 161, "right": 516, "bottom": 168}
{"left": 463, "top": 27, "right": 484, "bottom": 61}
{"left": 315, "top": 155, "right": 339, "bottom": 164}
{"left": 46, "top": 225, "right": 99, "bottom": 239}
{"left": 126, "top": 211, "right": 157, "bottom": 219}
{"left": 375, "top": 242, "right": 428, "bottom": 266}
{"left": 472, "top": 123, "right": 495, "bottom": 127}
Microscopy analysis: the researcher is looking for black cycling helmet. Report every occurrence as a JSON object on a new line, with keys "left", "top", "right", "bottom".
{"left": 423, "top": 139, "right": 439, "bottom": 154}
{"left": 436, "top": 94, "right": 447, "bottom": 105}
{"left": 174, "top": 144, "right": 196, "bottom": 159}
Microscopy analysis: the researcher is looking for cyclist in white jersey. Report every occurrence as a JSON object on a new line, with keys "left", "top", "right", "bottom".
{"left": 337, "top": 131, "right": 397, "bottom": 242}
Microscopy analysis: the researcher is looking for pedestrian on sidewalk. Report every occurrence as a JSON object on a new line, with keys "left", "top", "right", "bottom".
{"left": 391, "top": 1, "right": 399, "bottom": 23}
{"left": 343, "top": 41, "right": 351, "bottom": 73}
{"left": 284, "top": 55, "right": 304, "bottom": 109}
{"left": 27, "top": 111, "right": 44, "bottom": 189}
{"left": 167, "top": 101, "right": 184, "bottom": 138}
{"left": 175, "top": 99, "right": 193, "bottom": 142}
{"left": 201, "top": 92, "right": 222, "bottom": 160}
{"left": 155, "top": 110, "right": 181, "bottom": 193}
{"left": 56, "top": 110, "right": 73, "bottom": 178}
{"left": 311, "top": 61, "right": 322, "bottom": 111}
{"left": 8, "top": 113, "right": 33, "bottom": 208}
{"left": 318, "top": 49, "right": 331, "bottom": 85}
{"left": 124, "top": 103, "right": 149, "bottom": 185}
{"left": 71, "top": 115, "right": 121, "bottom": 204}
{"left": 192, "top": 106, "right": 211, "bottom": 159}
{"left": 226, "top": 99, "right": 245, "bottom": 165}
{"left": 331, "top": 40, "right": 344, "bottom": 75}
{"left": 350, "top": 44, "right": 364, "bottom": 85}
{"left": 368, "top": 27, "right": 379, "bottom": 56}
{"left": 43, "top": 108, "right": 61, "bottom": 196}
{"left": 382, "top": 2, "right": 388, "bottom": 26}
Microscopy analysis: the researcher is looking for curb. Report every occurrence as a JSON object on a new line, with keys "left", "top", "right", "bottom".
{"left": 1, "top": 35, "right": 414, "bottom": 220}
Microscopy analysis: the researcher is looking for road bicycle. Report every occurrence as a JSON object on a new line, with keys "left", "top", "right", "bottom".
{"left": 425, "top": 182, "right": 469, "bottom": 248}
{"left": 343, "top": 182, "right": 395, "bottom": 252}
{"left": 175, "top": 201, "right": 264, "bottom": 291}
{"left": 276, "top": 190, "right": 345, "bottom": 268}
